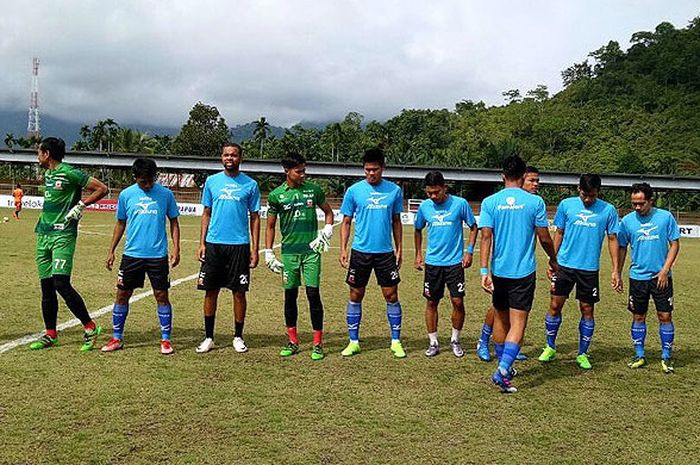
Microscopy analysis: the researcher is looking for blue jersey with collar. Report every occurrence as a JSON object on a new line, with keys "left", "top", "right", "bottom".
{"left": 554, "top": 197, "right": 619, "bottom": 272}
{"left": 117, "top": 183, "right": 179, "bottom": 259}
{"left": 414, "top": 195, "right": 476, "bottom": 266}
{"left": 340, "top": 179, "right": 403, "bottom": 253}
{"left": 478, "top": 187, "right": 548, "bottom": 279}
{"left": 618, "top": 208, "right": 680, "bottom": 280}
{"left": 202, "top": 171, "right": 261, "bottom": 245}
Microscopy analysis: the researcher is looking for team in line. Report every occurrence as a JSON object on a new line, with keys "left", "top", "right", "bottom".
{"left": 28, "top": 137, "right": 681, "bottom": 393}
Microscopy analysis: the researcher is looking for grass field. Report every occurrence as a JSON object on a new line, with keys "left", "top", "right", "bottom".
{"left": 1, "top": 208, "right": 699, "bottom": 465}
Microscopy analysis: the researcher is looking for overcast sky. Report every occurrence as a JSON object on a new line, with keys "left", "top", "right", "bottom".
{"left": 1, "top": 1, "right": 698, "bottom": 128}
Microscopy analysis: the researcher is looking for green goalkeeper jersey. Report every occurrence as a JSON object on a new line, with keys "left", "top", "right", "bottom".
{"left": 35, "top": 162, "right": 90, "bottom": 236}
{"left": 267, "top": 181, "right": 325, "bottom": 255}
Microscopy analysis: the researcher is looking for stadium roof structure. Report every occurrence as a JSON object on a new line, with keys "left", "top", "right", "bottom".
{"left": 2, "top": 148, "right": 700, "bottom": 191}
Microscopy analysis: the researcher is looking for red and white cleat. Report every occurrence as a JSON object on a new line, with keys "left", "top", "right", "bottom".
{"left": 160, "top": 340, "right": 174, "bottom": 355}
{"left": 101, "top": 338, "right": 124, "bottom": 353}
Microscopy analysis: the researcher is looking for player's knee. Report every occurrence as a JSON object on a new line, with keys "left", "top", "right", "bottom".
{"left": 580, "top": 303, "right": 594, "bottom": 319}
{"left": 632, "top": 312, "right": 646, "bottom": 323}
{"left": 382, "top": 287, "right": 398, "bottom": 303}
{"left": 52, "top": 274, "right": 73, "bottom": 293}
{"left": 305, "top": 286, "right": 321, "bottom": 306}
{"left": 657, "top": 311, "right": 672, "bottom": 324}
{"left": 349, "top": 287, "right": 365, "bottom": 302}
{"left": 153, "top": 289, "right": 169, "bottom": 306}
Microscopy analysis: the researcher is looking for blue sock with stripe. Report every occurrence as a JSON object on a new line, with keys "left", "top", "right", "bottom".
{"left": 631, "top": 321, "right": 647, "bottom": 358}
{"left": 494, "top": 343, "right": 505, "bottom": 361}
{"left": 578, "top": 318, "right": 595, "bottom": 355}
{"left": 479, "top": 323, "right": 492, "bottom": 347}
{"left": 660, "top": 322, "right": 674, "bottom": 360}
{"left": 112, "top": 303, "right": 129, "bottom": 340}
{"left": 498, "top": 342, "right": 520, "bottom": 376}
{"left": 346, "top": 301, "right": 362, "bottom": 342}
{"left": 387, "top": 301, "right": 402, "bottom": 341}
{"left": 157, "top": 304, "right": 172, "bottom": 341}
{"left": 544, "top": 313, "right": 562, "bottom": 349}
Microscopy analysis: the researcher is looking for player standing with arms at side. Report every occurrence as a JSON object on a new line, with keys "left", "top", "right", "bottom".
{"left": 414, "top": 171, "right": 477, "bottom": 357}
{"left": 30, "top": 137, "right": 109, "bottom": 351}
{"left": 339, "top": 148, "right": 406, "bottom": 358}
{"left": 195, "top": 143, "right": 261, "bottom": 354}
{"left": 264, "top": 152, "right": 334, "bottom": 360}
{"left": 537, "top": 174, "right": 621, "bottom": 370}
{"left": 476, "top": 166, "right": 540, "bottom": 362}
{"left": 617, "top": 183, "right": 680, "bottom": 373}
{"left": 12, "top": 183, "right": 24, "bottom": 220}
{"left": 479, "top": 156, "right": 557, "bottom": 393}
{"left": 102, "top": 158, "right": 181, "bottom": 355}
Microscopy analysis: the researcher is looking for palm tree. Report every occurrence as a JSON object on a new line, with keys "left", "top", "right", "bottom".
{"left": 4, "top": 133, "right": 15, "bottom": 152}
{"left": 327, "top": 123, "right": 343, "bottom": 162}
{"left": 253, "top": 117, "right": 271, "bottom": 156}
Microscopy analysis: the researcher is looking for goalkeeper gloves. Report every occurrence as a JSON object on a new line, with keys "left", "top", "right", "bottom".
{"left": 64, "top": 201, "right": 87, "bottom": 222}
{"left": 309, "top": 224, "right": 334, "bottom": 253}
{"left": 263, "top": 249, "right": 284, "bottom": 273}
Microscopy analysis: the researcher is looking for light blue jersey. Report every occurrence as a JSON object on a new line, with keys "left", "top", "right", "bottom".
{"left": 479, "top": 187, "right": 548, "bottom": 279}
{"left": 554, "top": 197, "right": 619, "bottom": 271}
{"left": 202, "top": 171, "right": 261, "bottom": 245}
{"left": 415, "top": 195, "right": 476, "bottom": 266}
{"left": 618, "top": 208, "right": 680, "bottom": 280}
{"left": 340, "top": 179, "right": 403, "bottom": 253}
{"left": 117, "top": 183, "right": 179, "bottom": 259}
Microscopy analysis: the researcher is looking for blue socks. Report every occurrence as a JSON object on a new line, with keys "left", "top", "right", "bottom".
{"left": 660, "top": 322, "right": 674, "bottom": 360}
{"left": 498, "top": 342, "right": 520, "bottom": 375}
{"left": 387, "top": 301, "right": 402, "bottom": 341}
{"left": 112, "top": 303, "right": 129, "bottom": 340}
{"left": 157, "top": 304, "right": 172, "bottom": 341}
{"left": 346, "top": 301, "right": 362, "bottom": 342}
{"left": 578, "top": 318, "right": 595, "bottom": 355}
{"left": 631, "top": 321, "right": 647, "bottom": 358}
{"left": 479, "top": 323, "right": 492, "bottom": 347}
{"left": 494, "top": 343, "right": 505, "bottom": 361}
{"left": 544, "top": 314, "right": 562, "bottom": 349}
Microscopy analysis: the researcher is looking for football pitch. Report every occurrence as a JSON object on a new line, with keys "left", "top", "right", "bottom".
{"left": 1, "top": 209, "right": 698, "bottom": 465}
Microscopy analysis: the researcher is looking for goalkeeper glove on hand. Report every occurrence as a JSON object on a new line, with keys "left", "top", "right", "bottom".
{"left": 263, "top": 249, "right": 284, "bottom": 273}
{"left": 309, "top": 224, "right": 334, "bottom": 253}
{"left": 64, "top": 201, "right": 87, "bottom": 222}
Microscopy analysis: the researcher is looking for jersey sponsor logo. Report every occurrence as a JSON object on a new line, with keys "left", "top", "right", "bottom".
{"left": 198, "top": 271, "right": 206, "bottom": 286}
{"left": 135, "top": 197, "right": 158, "bottom": 215}
{"left": 496, "top": 196, "right": 524, "bottom": 211}
{"left": 431, "top": 210, "right": 453, "bottom": 226}
{"left": 573, "top": 210, "right": 598, "bottom": 227}
{"left": 218, "top": 185, "right": 242, "bottom": 201}
{"left": 636, "top": 223, "right": 660, "bottom": 241}
{"left": 423, "top": 281, "right": 431, "bottom": 297}
{"left": 367, "top": 193, "right": 389, "bottom": 210}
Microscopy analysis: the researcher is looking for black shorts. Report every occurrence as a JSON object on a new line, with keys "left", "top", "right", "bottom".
{"left": 197, "top": 242, "right": 251, "bottom": 292}
{"left": 423, "top": 264, "right": 464, "bottom": 301}
{"left": 492, "top": 272, "right": 536, "bottom": 312}
{"left": 346, "top": 250, "right": 400, "bottom": 288}
{"left": 628, "top": 277, "right": 674, "bottom": 314}
{"left": 118, "top": 255, "right": 170, "bottom": 291}
{"left": 551, "top": 265, "right": 600, "bottom": 304}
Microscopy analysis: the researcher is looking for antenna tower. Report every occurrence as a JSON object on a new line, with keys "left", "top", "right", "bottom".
{"left": 27, "top": 57, "right": 40, "bottom": 138}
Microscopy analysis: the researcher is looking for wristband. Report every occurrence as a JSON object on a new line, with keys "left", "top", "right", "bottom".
{"left": 467, "top": 244, "right": 475, "bottom": 254}
{"left": 480, "top": 267, "right": 488, "bottom": 276}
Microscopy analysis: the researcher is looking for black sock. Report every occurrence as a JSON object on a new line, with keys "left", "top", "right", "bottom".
{"left": 53, "top": 275, "right": 91, "bottom": 325}
{"left": 306, "top": 287, "right": 324, "bottom": 331}
{"left": 284, "top": 288, "right": 299, "bottom": 328}
{"left": 205, "top": 315, "right": 215, "bottom": 339}
{"left": 40, "top": 278, "right": 59, "bottom": 330}
{"left": 234, "top": 320, "right": 244, "bottom": 338}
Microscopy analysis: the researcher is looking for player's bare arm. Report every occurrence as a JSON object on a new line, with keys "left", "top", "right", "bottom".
{"left": 106, "top": 219, "right": 127, "bottom": 271}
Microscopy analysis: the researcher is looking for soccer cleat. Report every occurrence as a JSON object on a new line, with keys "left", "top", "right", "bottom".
{"left": 491, "top": 369, "right": 517, "bottom": 394}
{"left": 310, "top": 345, "right": 325, "bottom": 361}
{"left": 424, "top": 343, "right": 440, "bottom": 358}
{"left": 279, "top": 342, "right": 299, "bottom": 357}
{"left": 627, "top": 356, "right": 646, "bottom": 369}
{"left": 341, "top": 341, "right": 361, "bottom": 357}
{"left": 233, "top": 337, "right": 248, "bottom": 353}
{"left": 515, "top": 352, "right": 528, "bottom": 361}
{"left": 476, "top": 341, "right": 491, "bottom": 362}
{"left": 390, "top": 340, "right": 407, "bottom": 359}
{"left": 538, "top": 345, "right": 557, "bottom": 362}
{"left": 450, "top": 340, "right": 465, "bottom": 358}
{"left": 576, "top": 353, "right": 592, "bottom": 370}
{"left": 101, "top": 338, "right": 124, "bottom": 353}
{"left": 29, "top": 334, "right": 59, "bottom": 350}
{"left": 160, "top": 340, "right": 174, "bottom": 355}
{"left": 195, "top": 337, "right": 215, "bottom": 353}
{"left": 80, "top": 325, "right": 102, "bottom": 352}
{"left": 661, "top": 359, "right": 674, "bottom": 374}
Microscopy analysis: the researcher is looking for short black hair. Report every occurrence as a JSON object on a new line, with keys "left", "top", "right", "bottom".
{"left": 631, "top": 182, "right": 653, "bottom": 200}
{"left": 363, "top": 148, "right": 385, "bottom": 166}
{"left": 424, "top": 171, "right": 445, "bottom": 187}
{"left": 15, "top": 183, "right": 21, "bottom": 188}
{"left": 502, "top": 155, "right": 526, "bottom": 181}
{"left": 525, "top": 165, "right": 539, "bottom": 174}
{"left": 579, "top": 173, "right": 602, "bottom": 192}
{"left": 222, "top": 142, "right": 243, "bottom": 155}
{"left": 281, "top": 152, "right": 306, "bottom": 170}
{"left": 39, "top": 137, "right": 66, "bottom": 161}
{"left": 132, "top": 158, "right": 158, "bottom": 178}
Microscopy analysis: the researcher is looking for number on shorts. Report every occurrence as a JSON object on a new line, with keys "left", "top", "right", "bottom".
{"left": 592, "top": 287, "right": 598, "bottom": 297}
{"left": 53, "top": 258, "right": 67, "bottom": 270}
{"left": 457, "top": 282, "right": 465, "bottom": 293}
